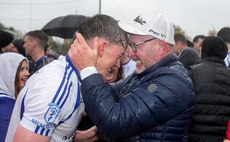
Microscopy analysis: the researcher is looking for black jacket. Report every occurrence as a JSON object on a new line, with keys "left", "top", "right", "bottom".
{"left": 29, "top": 56, "right": 50, "bottom": 76}
{"left": 188, "top": 57, "right": 230, "bottom": 142}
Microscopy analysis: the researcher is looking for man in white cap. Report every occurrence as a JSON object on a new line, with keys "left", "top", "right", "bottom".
{"left": 69, "top": 12, "right": 195, "bottom": 142}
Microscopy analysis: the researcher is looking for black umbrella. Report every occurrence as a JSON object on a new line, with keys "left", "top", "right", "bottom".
{"left": 41, "top": 14, "right": 88, "bottom": 39}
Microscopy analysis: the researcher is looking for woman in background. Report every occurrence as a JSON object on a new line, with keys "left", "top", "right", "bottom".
{"left": 0, "top": 52, "right": 30, "bottom": 142}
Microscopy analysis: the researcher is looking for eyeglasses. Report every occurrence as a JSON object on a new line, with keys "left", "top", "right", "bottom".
{"left": 128, "top": 37, "right": 157, "bottom": 52}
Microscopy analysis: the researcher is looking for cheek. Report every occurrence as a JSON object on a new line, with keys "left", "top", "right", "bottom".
{"left": 19, "top": 72, "right": 23, "bottom": 80}
{"left": 96, "top": 58, "right": 107, "bottom": 74}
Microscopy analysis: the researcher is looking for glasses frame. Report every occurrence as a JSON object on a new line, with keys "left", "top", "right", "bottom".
{"left": 129, "top": 37, "right": 157, "bottom": 52}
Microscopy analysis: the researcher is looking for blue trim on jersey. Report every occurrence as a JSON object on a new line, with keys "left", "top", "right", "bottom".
{"left": 52, "top": 55, "right": 81, "bottom": 107}
{"left": 0, "top": 93, "right": 10, "bottom": 96}
{"left": 123, "top": 58, "right": 131, "bottom": 65}
{"left": 60, "top": 82, "right": 72, "bottom": 108}
{"left": 52, "top": 63, "right": 71, "bottom": 103}
{"left": 35, "top": 55, "right": 47, "bottom": 65}
{"left": 56, "top": 69, "right": 73, "bottom": 106}
{"left": 34, "top": 126, "right": 39, "bottom": 133}
{"left": 45, "top": 130, "right": 49, "bottom": 136}
{"left": 65, "top": 55, "right": 82, "bottom": 82}
{"left": 0, "top": 93, "right": 13, "bottom": 99}
{"left": 58, "top": 80, "right": 80, "bottom": 125}
{"left": 40, "top": 128, "right": 45, "bottom": 135}
{"left": 20, "top": 88, "right": 29, "bottom": 120}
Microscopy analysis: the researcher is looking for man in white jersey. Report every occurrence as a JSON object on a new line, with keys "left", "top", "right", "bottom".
{"left": 6, "top": 14, "right": 128, "bottom": 142}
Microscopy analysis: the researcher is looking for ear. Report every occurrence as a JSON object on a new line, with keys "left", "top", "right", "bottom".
{"left": 32, "top": 40, "right": 37, "bottom": 48}
{"left": 98, "top": 41, "right": 107, "bottom": 57}
{"left": 159, "top": 40, "right": 166, "bottom": 55}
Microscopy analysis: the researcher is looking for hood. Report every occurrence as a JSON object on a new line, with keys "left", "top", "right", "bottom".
{"left": 0, "top": 52, "right": 27, "bottom": 99}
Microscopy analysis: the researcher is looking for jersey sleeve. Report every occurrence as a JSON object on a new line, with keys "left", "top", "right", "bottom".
{"left": 20, "top": 73, "right": 66, "bottom": 136}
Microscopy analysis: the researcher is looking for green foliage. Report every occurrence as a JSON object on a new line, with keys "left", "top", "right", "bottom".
{"left": 49, "top": 38, "right": 71, "bottom": 55}
{"left": 0, "top": 23, "right": 5, "bottom": 30}
{"left": 0, "top": 22, "right": 15, "bottom": 31}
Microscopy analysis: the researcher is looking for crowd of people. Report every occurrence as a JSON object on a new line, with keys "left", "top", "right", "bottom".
{"left": 0, "top": 11, "right": 230, "bottom": 142}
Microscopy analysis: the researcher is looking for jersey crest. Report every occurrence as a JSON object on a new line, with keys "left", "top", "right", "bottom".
{"left": 44, "top": 103, "right": 61, "bottom": 123}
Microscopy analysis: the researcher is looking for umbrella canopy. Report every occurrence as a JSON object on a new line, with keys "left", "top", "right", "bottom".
{"left": 42, "top": 14, "right": 88, "bottom": 39}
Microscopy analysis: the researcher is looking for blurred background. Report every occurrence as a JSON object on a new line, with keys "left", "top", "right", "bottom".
{"left": 0, "top": 0, "right": 228, "bottom": 55}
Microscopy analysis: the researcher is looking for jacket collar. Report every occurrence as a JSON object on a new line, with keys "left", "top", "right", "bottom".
{"left": 200, "top": 57, "right": 226, "bottom": 65}
{"left": 137, "top": 53, "right": 178, "bottom": 78}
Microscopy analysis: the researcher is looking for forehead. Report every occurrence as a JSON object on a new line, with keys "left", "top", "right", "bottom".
{"left": 129, "top": 34, "right": 153, "bottom": 41}
{"left": 24, "top": 35, "right": 30, "bottom": 41}
{"left": 21, "top": 60, "right": 27, "bottom": 65}
{"left": 109, "top": 43, "right": 125, "bottom": 55}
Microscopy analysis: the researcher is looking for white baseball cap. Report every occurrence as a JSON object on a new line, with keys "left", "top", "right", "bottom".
{"left": 118, "top": 12, "right": 175, "bottom": 45}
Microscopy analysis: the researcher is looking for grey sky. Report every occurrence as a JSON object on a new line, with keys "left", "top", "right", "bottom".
{"left": 0, "top": 0, "right": 229, "bottom": 40}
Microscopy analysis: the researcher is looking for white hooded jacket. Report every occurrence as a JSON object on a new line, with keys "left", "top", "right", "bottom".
{"left": 0, "top": 52, "right": 27, "bottom": 99}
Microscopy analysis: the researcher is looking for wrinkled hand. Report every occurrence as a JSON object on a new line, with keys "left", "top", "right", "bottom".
{"left": 73, "top": 126, "right": 99, "bottom": 142}
{"left": 68, "top": 32, "right": 99, "bottom": 72}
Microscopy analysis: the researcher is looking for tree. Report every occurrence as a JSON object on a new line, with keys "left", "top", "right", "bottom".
{"left": 0, "top": 22, "right": 24, "bottom": 38}
{"left": 174, "top": 25, "right": 191, "bottom": 41}
{"left": 49, "top": 38, "right": 70, "bottom": 55}
{"left": 174, "top": 25, "right": 185, "bottom": 36}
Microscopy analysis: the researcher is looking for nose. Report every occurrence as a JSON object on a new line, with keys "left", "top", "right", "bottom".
{"left": 25, "top": 70, "right": 30, "bottom": 77}
{"left": 127, "top": 47, "right": 135, "bottom": 58}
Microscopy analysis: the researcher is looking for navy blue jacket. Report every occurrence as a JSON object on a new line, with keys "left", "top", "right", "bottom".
{"left": 0, "top": 94, "right": 15, "bottom": 142}
{"left": 81, "top": 54, "right": 195, "bottom": 142}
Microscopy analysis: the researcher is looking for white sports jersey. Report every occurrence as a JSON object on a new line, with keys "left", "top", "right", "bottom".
{"left": 122, "top": 58, "right": 136, "bottom": 78}
{"left": 5, "top": 55, "right": 85, "bottom": 142}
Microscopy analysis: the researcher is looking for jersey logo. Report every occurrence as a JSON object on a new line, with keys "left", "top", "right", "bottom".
{"left": 44, "top": 103, "right": 60, "bottom": 123}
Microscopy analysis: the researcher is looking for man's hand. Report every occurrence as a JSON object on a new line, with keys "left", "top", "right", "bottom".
{"left": 74, "top": 126, "right": 99, "bottom": 142}
{"left": 68, "top": 32, "right": 99, "bottom": 72}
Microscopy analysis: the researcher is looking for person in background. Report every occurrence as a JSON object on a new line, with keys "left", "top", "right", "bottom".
{"left": 217, "top": 27, "right": 230, "bottom": 67}
{"left": 69, "top": 12, "right": 195, "bottom": 142}
{"left": 188, "top": 36, "right": 230, "bottom": 142}
{"left": 11, "top": 39, "right": 26, "bottom": 56}
{"left": 47, "top": 54, "right": 57, "bottom": 62}
{"left": 0, "top": 52, "right": 29, "bottom": 142}
{"left": 23, "top": 30, "right": 50, "bottom": 76}
{"left": 172, "top": 33, "right": 188, "bottom": 55}
{"left": 192, "top": 35, "right": 206, "bottom": 56}
{"left": 187, "top": 39, "right": 193, "bottom": 48}
{"left": 0, "top": 30, "right": 14, "bottom": 53}
{"left": 224, "top": 121, "right": 230, "bottom": 142}
{"left": 120, "top": 49, "right": 136, "bottom": 78}
{"left": 177, "top": 47, "right": 200, "bottom": 69}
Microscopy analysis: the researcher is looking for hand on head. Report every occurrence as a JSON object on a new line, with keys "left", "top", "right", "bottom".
{"left": 68, "top": 32, "right": 99, "bottom": 71}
